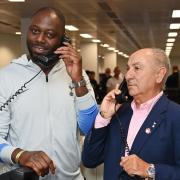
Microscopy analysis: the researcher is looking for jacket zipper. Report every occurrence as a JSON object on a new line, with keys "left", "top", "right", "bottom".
{"left": 46, "top": 75, "right": 48, "bottom": 82}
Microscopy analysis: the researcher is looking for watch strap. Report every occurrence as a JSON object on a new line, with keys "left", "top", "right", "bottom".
{"left": 70, "top": 78, "right": 86, "bottom": 88}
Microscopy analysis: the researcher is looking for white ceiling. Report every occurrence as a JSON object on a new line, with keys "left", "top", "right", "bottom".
{"left": 0, "top": 0, "right": 180, "bottom": 59}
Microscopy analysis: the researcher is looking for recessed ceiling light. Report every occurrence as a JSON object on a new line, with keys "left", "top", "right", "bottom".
{"left": 108, "top": 47, "right": 115, "bottom": 51}
{"left": 165, "top": 51, "right": 170, "bottom": 56}
{"left": 8, "top": 0, "right": 25, "bottom": 2}
{"left": 166, "top": 47, "right": 172, "bottom": 50}
{"left": 80, "top": 34, "right": 92, "bottom": 38}
{"left": 167, "top": 38, "right": 175, "bottom": 42}
{"left": 118, "top": 52, "right": 123, "bottom": 55}
{"left": 65, "top": 25, "right": 79, "bottom": 31}
{"left": 124, "top": 54, "right": 129, "bottom": 58}
{"left": 15, "top": 32, "right": 21, "bottom": 35}
{"left": 166, "top": 43, "right": 174, "bottom": 47}
{"left": 114, "top": 50, "right": 119, "bottom": 53}
{"left": 169, "top": 23, "right": 180, "bottom": 29}
{"left": 100, "top": 44, "right": 109, "bottom": 48}
{"left": 172, "top": 10, "right": 180, "bottom": 18}
{"left": 92, "top": 39, "right": 101, "bottom": 43}
{"left": 168, "top": 32, "right": 178, "bottom": 37}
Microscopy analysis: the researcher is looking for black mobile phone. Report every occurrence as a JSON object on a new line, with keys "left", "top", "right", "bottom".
{"left": 116, "top": 79, "right": 131, "bottom": 104}
{"left": 36, "top": 35, "right": 71, "bottom": 68}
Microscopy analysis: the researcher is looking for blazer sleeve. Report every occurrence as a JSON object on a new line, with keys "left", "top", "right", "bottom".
{"left": 82, "top": 126, "right": 109, "bottom": 168}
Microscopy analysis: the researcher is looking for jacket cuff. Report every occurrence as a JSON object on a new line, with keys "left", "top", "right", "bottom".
{"left": 76, "top": 92, "right": 96, "bottom": 110}
{"left": 0, "top": 145, "right": 17, "bottom": 164}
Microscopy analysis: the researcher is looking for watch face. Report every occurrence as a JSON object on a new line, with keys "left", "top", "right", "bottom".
{"left": 147, "top": 165, "right": 155, "bottom": 178}
{"left": 71, "top": 79, "right": 86, "bottom": 88}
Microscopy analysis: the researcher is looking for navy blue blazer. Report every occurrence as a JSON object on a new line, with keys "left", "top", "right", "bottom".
{"left": 82, "top": 95, "right": 180, "bottom": 180}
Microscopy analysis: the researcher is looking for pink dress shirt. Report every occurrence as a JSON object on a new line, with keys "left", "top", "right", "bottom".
{"left": 95, "top": 92, "right": 163, "bottom": 153}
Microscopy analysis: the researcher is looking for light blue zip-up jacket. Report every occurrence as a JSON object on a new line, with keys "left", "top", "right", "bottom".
{"left": 0, "top": 54, "right": 98, "bottom": 180}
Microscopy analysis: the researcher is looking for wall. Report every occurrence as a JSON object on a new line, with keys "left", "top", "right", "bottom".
{"left": 0, "top": 34, "right": 21, "bottom": 68}
{"left": 117, "top": 55, "right": 128, "bottom": 76}
{"left": 104, "top": 52, "right": 117, "bottom": 73}
{"left": 81, "top": 43, "right": 99, "bottom": 82}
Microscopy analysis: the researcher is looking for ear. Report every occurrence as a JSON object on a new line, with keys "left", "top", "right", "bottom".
{"left": 156, "top": 67, "right": 167, "bottom": 83}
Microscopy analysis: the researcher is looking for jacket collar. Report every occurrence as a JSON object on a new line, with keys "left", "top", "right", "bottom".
{"left": 129, "top": 94, "right": 168, "bottom": 154}
{"left": 11, "top": 54, "right": 65, "bottom": 74}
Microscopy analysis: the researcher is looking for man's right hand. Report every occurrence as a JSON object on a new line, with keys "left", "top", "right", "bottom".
{"left": 12, "top": 149, "right": 56, "bottom": 177}
{"left": 100, "top": 84, "right": 122, "bottom": 119}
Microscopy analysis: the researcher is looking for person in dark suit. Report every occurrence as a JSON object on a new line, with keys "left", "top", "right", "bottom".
{"left": 166, "top": 65, "right": 179, "bottom": 88}
{"left": 165, "top": 65, "right": 180, "bottom": 104}
{"left": 82, "top": 48, "right": 180, "bottom": 180}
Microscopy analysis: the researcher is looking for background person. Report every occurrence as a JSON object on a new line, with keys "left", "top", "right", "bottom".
{"left": 165, "top": 65, "right": 180, "bottom": 104}
{"left": 165, "top": 65, "right": 179, "bottom": 88}
{"left": 99, "top": 68, "right": 112, "bottom": 102}
{"left": 106, "top": 66, "right": 123, "bottom": 92}
{"left": 82, "top": 48, "right": 180, "bottom": 180}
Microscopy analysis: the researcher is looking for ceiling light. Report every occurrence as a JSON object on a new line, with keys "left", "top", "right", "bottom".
{"left": 166, "top": 47, "right": 172, "bottom": 50}
{"left": 108, "top": 47, "right": 115, "bottom": 51}
{"left": 80, "top": 34, "right": 92, "bottom": 38}
{"left": 123, "top": 54, "right": 129, "bottom": 58}
{"left": 165, "top": 51, "right": 170, "bottom": 56}
{"left": 118, "top": 52, "right": 123, "bottom": 55}
{"left": 100, "top": 44, "right": 109, "bottom": 48}
{"left": 165, "top": 49, "right": 171, "bottom": 52}
{"left": 168, "top": 32, "right": 178, "bottom": 37}
{"left": 65, "top": 25, "right": 79, "bottom": 31}
{"left": 114, "top": 50, "right": 119, "bottom": 53}
{"left": 165, "top": 50, "right": 171, "bottom": 53}
{"left": 169, "top": 23, "right": 180, "bottom": 29}
{"left": 166, "top": 43, "right": 174, "bottom": 47}
{"left": 8, "top": 0, "right": 25, "bottom": 2}
{"left": 172, "top": 10, "right": 180, "bottom": 18}
{"left": 15, "top": 32, "right": 21, "bottom": 35}
{"left": 92, "top": 39, "right": 101, "bottom": 43}
{"left": 167, "top": 38, "right": 175, "bottom": 42}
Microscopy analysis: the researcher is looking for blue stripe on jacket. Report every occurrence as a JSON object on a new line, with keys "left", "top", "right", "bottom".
{"left": 78, "top": 104, "right": 99, "bottom": 135}
{"left": 0, "top": 143, "right": 9, "bottom": 163}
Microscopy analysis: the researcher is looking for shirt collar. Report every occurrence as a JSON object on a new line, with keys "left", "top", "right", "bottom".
{"left": 131, "top": 91, "right": 163, "bottom": 112}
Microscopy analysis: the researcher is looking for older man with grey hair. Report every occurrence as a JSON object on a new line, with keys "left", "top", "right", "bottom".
{"left": 82, "top": 48, "right": 180, "bottom": 180}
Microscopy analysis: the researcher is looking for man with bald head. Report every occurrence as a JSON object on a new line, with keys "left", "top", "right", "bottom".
{"left": 82, "top": 48, "right": 180, "bottom": 180}
{"left": 0, "top": 7, "right": 98, "bottom": 180}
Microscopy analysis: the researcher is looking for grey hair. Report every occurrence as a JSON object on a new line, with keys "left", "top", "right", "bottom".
{"left": 151, "top": 48, "right": 171, "bottom": 85}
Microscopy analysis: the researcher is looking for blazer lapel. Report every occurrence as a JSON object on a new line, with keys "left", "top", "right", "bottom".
{"left": 129, "top": 95, "right": 169, "bottom": 155}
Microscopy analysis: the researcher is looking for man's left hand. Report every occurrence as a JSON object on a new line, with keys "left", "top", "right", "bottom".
{"left": 120, "top": 154, "right": 150, "bottom": 178}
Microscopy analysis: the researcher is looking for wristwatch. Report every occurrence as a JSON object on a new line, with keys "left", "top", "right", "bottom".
{"left": 146, "top": 164, "right": 155, "bottom": 179}
{"left": 71, "top": 78, "right": 86, "bottom": 88}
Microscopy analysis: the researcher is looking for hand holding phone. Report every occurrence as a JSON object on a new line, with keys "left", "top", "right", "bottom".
{"left": 116, "top": 79, "right": 132, "bottom": 104}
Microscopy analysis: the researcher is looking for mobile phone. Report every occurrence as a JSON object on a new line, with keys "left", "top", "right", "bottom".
{"left": 116, "top": 79, "right": 132, "bottom": 104}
